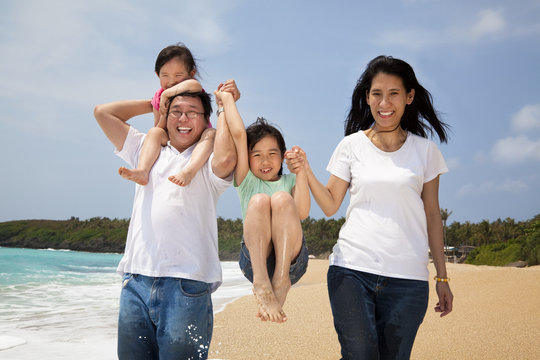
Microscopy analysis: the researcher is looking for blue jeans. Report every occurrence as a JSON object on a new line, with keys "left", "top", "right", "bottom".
{"left": 327, "top": 266, "right": 428, "bottom": 360}
{"left": 117, "top": 274, "right": 213, "bottom": 360}
{"left": 239, "top": 238, "right": 309, "bottom": 285}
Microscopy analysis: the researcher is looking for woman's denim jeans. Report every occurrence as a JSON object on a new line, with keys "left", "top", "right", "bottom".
{"left": 327, "top": 265, "right": 428, "bottom": 360}
{"left": 117, "top": 274, "right": 213, "bottom": 360}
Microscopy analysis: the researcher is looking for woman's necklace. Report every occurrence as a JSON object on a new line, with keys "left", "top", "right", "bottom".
{"left": 366, "top": 124, "right": 407, "bottom": 152}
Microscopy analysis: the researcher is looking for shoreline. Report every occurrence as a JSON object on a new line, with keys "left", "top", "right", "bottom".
{"left": 209, "top": 260, "right": 540, "bottom": 360}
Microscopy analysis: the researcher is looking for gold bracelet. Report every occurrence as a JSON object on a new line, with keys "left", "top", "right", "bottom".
{"left": 434, "top": 276, "right": 449, "bottom": 282}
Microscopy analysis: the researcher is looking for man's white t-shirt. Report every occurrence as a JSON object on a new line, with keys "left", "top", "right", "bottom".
{"left": 115, "top": 126, "right": 232, "bottom": 292}
{"left": 327, "top": 131, "right": 448, "bottom": 281}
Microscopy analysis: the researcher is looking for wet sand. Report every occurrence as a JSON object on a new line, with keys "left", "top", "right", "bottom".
{"left": 209, "top": 259, "right": 540, "bottom": 359}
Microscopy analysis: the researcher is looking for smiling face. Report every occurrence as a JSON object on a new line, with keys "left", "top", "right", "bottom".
{"left": 366, "top": 72, "right": 415, "bottom": 131}
{"left": 248, "top": 135, "right": 284, "bottom": 182}
{"left": 157, "top": 57, "right": 195, "bottom": 90}
{"left": 166, "top": 96, "right": 208, "bottom": 152}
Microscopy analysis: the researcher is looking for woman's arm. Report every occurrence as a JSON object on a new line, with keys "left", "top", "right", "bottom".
{"left": 214, "top": 89, "right": 249, "bottom": 185}
{"left": 94, "top": 99, "right": 152, "bottom": 151}
{"left": 286, "top": 147, "right": 348, "bottom": 217}
{"left": 422, "top": 176, "right": 453, "bottom": 317}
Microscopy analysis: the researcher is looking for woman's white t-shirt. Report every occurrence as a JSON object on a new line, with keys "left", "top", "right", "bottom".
{"left": 327, "top": 131, "right": 447, "bottom": 281}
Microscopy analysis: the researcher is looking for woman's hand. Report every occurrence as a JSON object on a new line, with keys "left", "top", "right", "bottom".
{"left": 285, "top": 146, "right": 308, "bottom": 174}
{"left": 434, "top": 282, "right": 453, "bottom": 317}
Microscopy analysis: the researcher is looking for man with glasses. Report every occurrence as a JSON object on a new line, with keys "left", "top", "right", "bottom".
{"left": 94, "top": 80, "right": 239, "bottom": 359}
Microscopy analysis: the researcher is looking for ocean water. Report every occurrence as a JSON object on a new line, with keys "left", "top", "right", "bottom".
{"left": 0, "top": 247, "right": 251, "bottom": 359}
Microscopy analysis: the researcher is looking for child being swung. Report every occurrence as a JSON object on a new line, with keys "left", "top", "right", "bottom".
{"left": 119, "top": 43, "right": 215, "bottom": 186}
{"left": 214, "top": 86, "right": 310, "bottom": 323}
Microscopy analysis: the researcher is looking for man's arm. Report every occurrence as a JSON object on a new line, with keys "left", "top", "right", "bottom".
{"left": 94, "top": 100, "right": 153, "bottom": 151}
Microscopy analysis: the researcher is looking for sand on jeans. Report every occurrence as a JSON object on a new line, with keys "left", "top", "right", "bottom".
{"left": 208, "top": 259, "right": 540, "bottom": 360}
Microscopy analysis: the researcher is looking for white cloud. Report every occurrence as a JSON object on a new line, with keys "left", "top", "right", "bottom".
{"left": 0, "top": 0, "right": 235, "bottom": 137}
{"left": 457, "top": 183, "right": 475, "bottom": 197}
{"left": 375, "top": 7, "right": 507, "bottom": 48}
{"left": 492, "top": 135, "right": 540, "bottom": 163}
{"left": 467, "top": 8, "right": 507, "bottom": 41}
{"left": 512, "top": 104, "right": 540, "bottom": 131}
{"left": 445, "top": 157, "right": 460, "bottom": 170}
{"left": 458, "top": 179, "right": 528, "bottom": 197}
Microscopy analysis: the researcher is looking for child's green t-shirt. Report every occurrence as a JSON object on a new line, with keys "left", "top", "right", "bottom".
{"left": 235, "top": 170, "right": 296, "bottom": 221}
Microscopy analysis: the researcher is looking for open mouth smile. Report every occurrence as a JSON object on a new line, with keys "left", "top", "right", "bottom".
{"left": 176, "top": 126, "right": 192, "bottom": 134}
{"left": 378, "top": 111, "right": 394, "bottom": 118}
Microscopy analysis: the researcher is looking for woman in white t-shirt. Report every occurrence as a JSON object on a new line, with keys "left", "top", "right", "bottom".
{"left": 286, "top": 55, "right": 453, "bottom": 359}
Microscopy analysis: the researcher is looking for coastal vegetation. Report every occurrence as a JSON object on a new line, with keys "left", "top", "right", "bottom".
{"left": 0, "top": 213, "right": 538, "bottom": 265}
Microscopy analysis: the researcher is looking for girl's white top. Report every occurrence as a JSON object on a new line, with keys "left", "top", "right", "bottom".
{"left": 327, "top": 131, "right": 447, "bottom": 281}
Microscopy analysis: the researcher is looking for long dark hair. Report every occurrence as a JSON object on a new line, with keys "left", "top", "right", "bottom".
{"left": 345, "top": 55, "right": 449, "bottom": 143}
{"left": 246, "top": 117, "right": 287, "bottom": 176}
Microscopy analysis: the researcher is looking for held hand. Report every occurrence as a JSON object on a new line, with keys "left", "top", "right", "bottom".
{"left": 217, "top": 79, "right": 241, "bottom": 101}
{"left": 213, "top": 87, "right": 234, "bottom": 107}
{"left": 434, "top": 282, "right": 453, "bottom": 317}
{"left": 285, "top": 146, "right": 308, "bottom": 174}
{"left": 213, "top": 88, "right": 224, "bottom": 107}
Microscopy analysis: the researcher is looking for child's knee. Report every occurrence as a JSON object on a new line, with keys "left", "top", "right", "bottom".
{"left": 270, "top": 192, "right": 294, "bottom": 208}
{"left": 148, "top": 127, "right": 167, "bottom": 136}
{"left": 248, "top": 193, "right": 271, "bottom": 210}
{"left": 148, "top": 127, "right": 168, "bottom": 144}
{"left": 203, "top": 128, "right": 216, "bottom": 138}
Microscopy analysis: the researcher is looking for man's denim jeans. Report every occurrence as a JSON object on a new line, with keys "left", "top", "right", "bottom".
{"left": 117, "top": 274, "right": 213, "bottom": 360}
{"left": 327, "top": 265, "right": 429, "bottom": 360}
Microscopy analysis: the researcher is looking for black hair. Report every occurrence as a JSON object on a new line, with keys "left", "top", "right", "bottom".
{"left": 166, "top": 91, "right": 212, "bottom": 125}
{"left": 246, "top": 117, "right": 287, "bottom": 176}
{"left": 155, "top": 43, "right": 197, "bottom": 76}
{"left": 345, "top": 55, "right": 449, "bottom": 143}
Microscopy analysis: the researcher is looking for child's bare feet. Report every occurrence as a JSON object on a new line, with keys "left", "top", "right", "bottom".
{"left": 272, "top": 277, "right": 292, "bottom": 308}
{"left": 252, "top": 283, "right": 287, "bottom": 323}
{"left": 168, "top": 168, "right": 196, "bottom": 187}
{"left": 118, "top": 167, "right": 149, "bottom": 186}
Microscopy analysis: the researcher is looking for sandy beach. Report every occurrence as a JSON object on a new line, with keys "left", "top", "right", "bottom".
{"left": 209, "top": 259, "right": 540, "bottom": 359}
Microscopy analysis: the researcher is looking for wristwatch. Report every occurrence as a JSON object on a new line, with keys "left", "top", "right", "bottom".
{"left": 216, "top": 107, "right": 224, "bottom": 117}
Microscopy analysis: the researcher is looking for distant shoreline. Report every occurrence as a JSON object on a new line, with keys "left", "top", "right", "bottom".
{"left": 2, "top": 215, "right": 538, "bottom": 265}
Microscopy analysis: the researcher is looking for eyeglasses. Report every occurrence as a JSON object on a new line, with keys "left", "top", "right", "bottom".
{"left": 167, "top": 110, "right": 204, "bottom": 119}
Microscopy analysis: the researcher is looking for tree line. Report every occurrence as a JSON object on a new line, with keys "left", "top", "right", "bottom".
{"left": 0, "top": 213, "right": 538, "bottom": 265}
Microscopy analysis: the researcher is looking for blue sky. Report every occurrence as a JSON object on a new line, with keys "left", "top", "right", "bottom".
{"left": 1, "top": 0, "right": 539, "bottom": 224}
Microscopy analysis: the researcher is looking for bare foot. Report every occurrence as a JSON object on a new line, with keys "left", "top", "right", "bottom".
{"left": 252, "top": 284, "right": 287, "bottom": 323}
{"left": 118, "top": 167, "right": 149, "bottom": 186}
{"left": 168, "top": 168, "right": 196, "bottom": 187}
{"left": 272, "top": 277, "right": 292, "bottom": 309}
